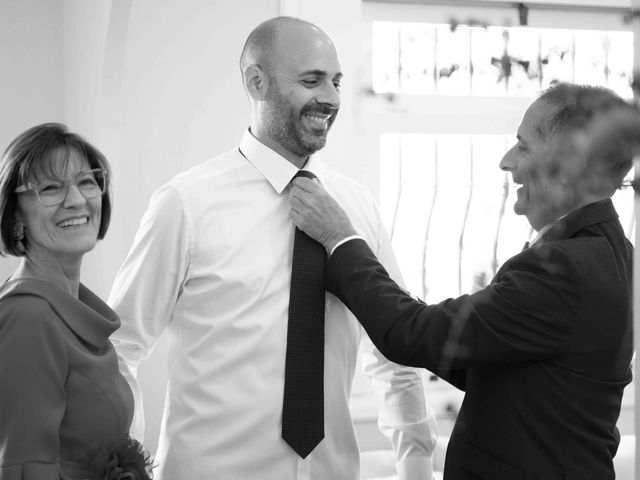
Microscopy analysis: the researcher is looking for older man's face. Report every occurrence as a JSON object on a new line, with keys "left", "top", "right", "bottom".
{"left": 499, "top": 100, "right": 569, "bottom": 231}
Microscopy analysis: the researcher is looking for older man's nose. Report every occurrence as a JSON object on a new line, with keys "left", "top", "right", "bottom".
{"left": 499, "top": 146, "right": 517, "bottom": 171}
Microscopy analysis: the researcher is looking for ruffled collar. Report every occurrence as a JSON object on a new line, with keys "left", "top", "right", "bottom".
{"left": 0, "top": 278, "right": 119, "bottom": 348}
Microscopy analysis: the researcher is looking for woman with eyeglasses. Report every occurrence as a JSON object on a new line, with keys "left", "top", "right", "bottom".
{"left": 0, "top": 123, "right": 151, "bottom": 479}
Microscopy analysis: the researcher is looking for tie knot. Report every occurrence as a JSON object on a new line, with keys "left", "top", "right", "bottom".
{"left": 295, "top": 170, "right": 317, "bottom": 181}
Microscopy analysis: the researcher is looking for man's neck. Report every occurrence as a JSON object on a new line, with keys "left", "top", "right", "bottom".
{"left": 249, "top": 127, "right": 308, "bottom": 168}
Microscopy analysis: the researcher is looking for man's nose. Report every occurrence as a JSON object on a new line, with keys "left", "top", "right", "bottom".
{"left": 499, "top": 146, "right": 516, "bottom": 171}
{"left": 317, "top": 81, "right": 340, "bottom": 109}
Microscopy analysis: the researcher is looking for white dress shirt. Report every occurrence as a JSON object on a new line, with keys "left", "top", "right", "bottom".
{"left": 108, "top": 130, "right": 437, "bottom": 480}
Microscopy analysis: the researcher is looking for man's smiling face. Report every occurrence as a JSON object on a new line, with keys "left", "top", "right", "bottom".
{"left": 499, "top": 99, "right": 564, "bottom": 230}
{"left": 260, "top": 25, "right": 342, "bottom": 159}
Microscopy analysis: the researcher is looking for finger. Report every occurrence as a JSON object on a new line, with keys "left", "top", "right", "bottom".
{"left": 289, "top": 209, "right": 304, "bottom": 228}
{"left": 290, "top": 196, "right": 304, "bottom": 212}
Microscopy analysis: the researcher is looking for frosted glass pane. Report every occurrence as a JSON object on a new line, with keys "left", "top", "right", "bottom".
{"left": 399, "top": 23, "right": 436, "bottom": 94}
{"left": 371, "top": 22, "right": 633, "bottom": 98}
{"left": 436, "top": 25, "right": 471, "bottom": 95}
{"left": 372, "top": 22, "right": 400, "bottom": 93}
{"left": 379, "top": 133, "right": 401, "bottom": 232}
{"left": 393, "top": 135, "right": 437, "bottom": 298}
{"left": 423, "top": 135, "right": 471, "bottom": 300}
{"left": 607, "top": 32, "right": 634, "bottom": 98}
{"left": 460, "top": 136, "right": 512, "bottom": 291}
{"left": 507, "top": 27, "right": 542, "bottom": 97}
{"left": 470, "top": 27, "right": 507, "bottom": 96}
{"left": 574, "top": 30, "right": 607, "bottom": 86}
{"left": 540, "top": 28, "right": 574, "bottom": 86}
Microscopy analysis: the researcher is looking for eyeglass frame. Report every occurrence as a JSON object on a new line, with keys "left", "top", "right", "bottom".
{"left": 13, "top": 168, "right": 109, "bottom": 206}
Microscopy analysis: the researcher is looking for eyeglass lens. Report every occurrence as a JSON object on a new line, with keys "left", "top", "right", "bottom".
{"left": 35, "top": 169, "right": 106, "bottom": 205}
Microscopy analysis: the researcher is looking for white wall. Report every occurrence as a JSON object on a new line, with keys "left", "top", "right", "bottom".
{"left": 0, "top": 0, "right": 66, "bottom": 277}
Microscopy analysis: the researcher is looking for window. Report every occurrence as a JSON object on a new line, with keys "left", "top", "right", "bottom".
{"left": 372, "top": 22, "right": 633, "bottom": 98}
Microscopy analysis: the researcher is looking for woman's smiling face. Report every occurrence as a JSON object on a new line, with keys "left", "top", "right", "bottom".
{"left": 15, "top": 147, "right": 102, "bottom": 265}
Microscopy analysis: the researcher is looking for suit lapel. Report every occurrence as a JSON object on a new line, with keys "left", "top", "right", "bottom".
{"left": 538, "top": 199, "right": 618, "bottom": 245}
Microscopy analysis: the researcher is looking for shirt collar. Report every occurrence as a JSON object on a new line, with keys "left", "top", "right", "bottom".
{"left": 238, "top": 129, "right": 326, "bottom": 194}
{"left": 528, "top": 222, "right": 556, "bottom": 247}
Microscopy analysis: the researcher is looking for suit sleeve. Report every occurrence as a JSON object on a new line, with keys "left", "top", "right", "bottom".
{"left": 108, "top": 185, "right": 191, "bottom": 440}
{"left": 0, "top": 298, "right": 68, "bottom": 479}
{"left": 328, "top": 239, "right": 581, "bottom": 371}
{"left": 358, "top": 209, "right": 438, "bottom": 480}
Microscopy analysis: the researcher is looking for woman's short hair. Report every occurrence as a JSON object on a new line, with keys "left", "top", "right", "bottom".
{"left": 0, "top": 123, "right": 112, "bottom": 256}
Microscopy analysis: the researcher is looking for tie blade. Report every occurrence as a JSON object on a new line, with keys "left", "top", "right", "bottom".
{"left": 281, "top": 414, "right": 325, "bottom": 458}
{"left": 282, "top": 222, "right": 327, "bottom": 458}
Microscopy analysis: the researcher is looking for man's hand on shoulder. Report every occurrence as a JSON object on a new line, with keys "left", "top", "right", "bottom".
{"left": 289, "top": 177, "right": 357, "bottom": 253}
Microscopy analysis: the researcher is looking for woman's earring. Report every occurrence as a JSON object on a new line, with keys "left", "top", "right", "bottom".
{"left": 12, "top": 222, "right": 26, "bottom": 254}
{"left": 12, "top": 222, "right": 24, "bottom": 241}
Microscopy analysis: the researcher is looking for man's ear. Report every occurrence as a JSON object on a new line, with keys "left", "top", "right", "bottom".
{"left": 243, "top": 64, "right": 268, "bottom": 101}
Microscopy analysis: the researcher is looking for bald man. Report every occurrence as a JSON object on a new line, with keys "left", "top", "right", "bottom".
{"left": 109, "top": 17, "right": 437, "bottom": 480}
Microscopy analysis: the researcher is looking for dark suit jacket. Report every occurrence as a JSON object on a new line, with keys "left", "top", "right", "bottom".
{"left": 327, "top": 199, "right": 632, "bottom": 480}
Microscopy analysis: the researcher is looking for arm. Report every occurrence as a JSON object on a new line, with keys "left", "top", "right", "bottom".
{"left": 108, "top": 186, "right": 191, "bottom": 440}
{"left": 0, "top": 299, "right": 67, "bottom": 479}
{"left": 328, "top": 239, "right": 581, "bottom": 370}
{"left": 358, "top": 200, "right": 437, "bottom": 480}
{"left": 293, "top": 177, "right": 469, "bottom": 389}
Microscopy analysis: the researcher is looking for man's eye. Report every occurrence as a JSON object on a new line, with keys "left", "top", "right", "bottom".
{"left": 333, "top": 82, "right": 342, "bottom": 91}
{"left": 302, "top": 79, "right": 319, "bottom": 87}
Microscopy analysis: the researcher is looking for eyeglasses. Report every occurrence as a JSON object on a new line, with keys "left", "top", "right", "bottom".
{"left": 14, "top": 168, "right": 108, "bottom": 206}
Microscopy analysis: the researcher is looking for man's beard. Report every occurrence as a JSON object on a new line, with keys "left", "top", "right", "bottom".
{"left": 264, "top": 88, "right": 337, "bottom": 157}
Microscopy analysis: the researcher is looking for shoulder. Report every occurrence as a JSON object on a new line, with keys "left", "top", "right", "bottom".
{"left": 168, "top": 148, "right": 249, "bottom": 192}
{"left": 0, "top": 290, "right": 67, "bottom": 352}
{"left": 493, "top": 242, "right": 585, "bottom": 315}
{"left": 0, "top": 290, "right": 56, "bottom": 324}
{"left": 321, "top": 163, "right": 373, "bottom": 197}
{"left": 321, "top": 164, "right": 378, "bottom": 214}
{"left": 503, "top": 241, "right": 581, "bottom": 278}
{"left": 150, "top": 148, "right": 256, "bottom": 215}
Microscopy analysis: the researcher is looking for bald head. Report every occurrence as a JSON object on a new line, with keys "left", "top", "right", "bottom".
{"left": 240, "top": 16, "right": 333, "bottom": 76}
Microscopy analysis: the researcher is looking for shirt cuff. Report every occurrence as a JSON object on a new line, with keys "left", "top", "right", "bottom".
{"left": 396, "top": 456, "right": 434, "bottom": 480}
{"left": 330, "top": 235, "right": 365, "bottom": 256}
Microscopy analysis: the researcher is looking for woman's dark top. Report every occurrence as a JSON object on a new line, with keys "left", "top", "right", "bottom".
{"left": 0, "top": 278, "right": 134, "bottom": 479}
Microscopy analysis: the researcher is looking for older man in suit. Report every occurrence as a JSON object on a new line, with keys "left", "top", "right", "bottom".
{"left": 289, "top": 83, "right": 640, "bottom": 480}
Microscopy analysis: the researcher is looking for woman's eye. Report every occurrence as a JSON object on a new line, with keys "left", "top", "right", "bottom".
{"left": 79, "top": 177, "right": 98, "bottom": 187}
{"left": 38, "top": 183, "right": 63, "bottom": 194}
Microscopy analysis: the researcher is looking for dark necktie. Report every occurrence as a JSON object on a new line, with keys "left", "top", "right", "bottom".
{"left": 282, "top": 170, "right": 326, "bottom": 458}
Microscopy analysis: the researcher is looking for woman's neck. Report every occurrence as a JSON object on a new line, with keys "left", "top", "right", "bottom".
{"left": 13, "top": 255, "right": 82, "bottom": 298}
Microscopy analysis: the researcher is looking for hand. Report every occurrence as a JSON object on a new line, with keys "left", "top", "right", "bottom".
{"left": 289, "top": 177, "right": 357, "bottom": 253}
